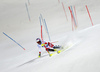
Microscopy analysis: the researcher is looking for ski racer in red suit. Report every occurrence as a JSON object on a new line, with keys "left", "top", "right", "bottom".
{"left": 36, "top": 38, "right": 60, "bottom": 57}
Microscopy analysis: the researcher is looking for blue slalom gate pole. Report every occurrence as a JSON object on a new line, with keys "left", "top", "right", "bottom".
{"left": 25, "top": 3, "right": 31, "bottom": 21}
{"left": 70, "top": 6, "right": 77, "bottom": 26}
{"left": 39, "top": 14, "right": 51, "bottom": 41}
{"left": 39, "top": 16, "right": 42, "bottom": 26}
{"left": 28, "top": 0, "right": 30, "bottom": 5}
{"left": 44, "top": 19, "right": 51, "bottom": 41}
{"left": 40, "top": 14, "right": 47, "bottom": 33}
{"left": 40, "top": 14, "right": 44, "bottom": 23}
{"left": 3, "top": 32, "right": 25, "bottom": 50}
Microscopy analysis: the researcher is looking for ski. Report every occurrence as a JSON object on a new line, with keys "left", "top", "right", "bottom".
{"left": 49, "top": 52, "right": 57, "bottom": 56}
{"left": 49, "top": 43, "right": 73, "bottom": 57}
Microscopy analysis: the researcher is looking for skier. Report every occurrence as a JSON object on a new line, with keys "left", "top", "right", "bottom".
{"left": 36, "top": 38, "right": 61, "bottom": 57}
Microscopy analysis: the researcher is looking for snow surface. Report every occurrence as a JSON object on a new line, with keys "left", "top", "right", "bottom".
{"left": 0, "top": 0, "right": 100, "bottom": 72}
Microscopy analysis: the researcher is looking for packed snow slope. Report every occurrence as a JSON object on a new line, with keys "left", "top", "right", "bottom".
{"left": 0, "top": 0, "right": 100, "bottom": 72}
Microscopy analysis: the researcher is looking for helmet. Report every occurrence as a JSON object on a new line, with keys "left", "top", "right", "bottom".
{"left": 36, "top": 38, "right": 41, "bottom": 42}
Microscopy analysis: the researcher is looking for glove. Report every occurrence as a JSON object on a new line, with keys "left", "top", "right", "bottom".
{"left": 38, "top": 52, "right": 41, "bottom": 58}
{"left": 41, "top": 44, "right": 45, "bottom": 47}
{"left": 41, "top": 42, "right": 48, "bottom": 47}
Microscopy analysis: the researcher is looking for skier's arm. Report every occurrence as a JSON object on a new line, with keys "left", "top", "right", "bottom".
{"left": 41, "top": 41, "right": 48, "bottom": 47}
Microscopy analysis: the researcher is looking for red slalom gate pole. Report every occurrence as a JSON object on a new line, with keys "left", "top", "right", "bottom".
{"left": 41, "top": 25, "right": 43, "bottom": 42}
{"left": 58, "top": 0, "right": 60, "bottom": 3}
{"left": 68, "top": 6, "right": 74, "bottom": 31}
{"left": 41, "top": 24, "right": 50, "bottom": 54}
{"left": 86, "top": 5, "right": 94, "bottom": 26}
{"left": 40, "top": 16, "right": 48, "bottom": 53}
{"left": 62, "top": 2, "right": 68, "bottom": 21}
{"left": 71, "top": 15, "right": 74, "bottom": 31}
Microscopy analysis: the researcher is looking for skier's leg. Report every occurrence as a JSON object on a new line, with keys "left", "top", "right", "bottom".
{"left": 48, "top": 42, "right": 54, "bottom": 48}
{"left": 48, "top": 42, "right": 61, "bottom": 49}
{"left": 53, "top": 45, "right": 61, "bottom": 49}
{"left": 46, "top": 48, "right": 56, "bottom": 52}
{"left": 48, "top": 49, "right": 55, "bottom": 51}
